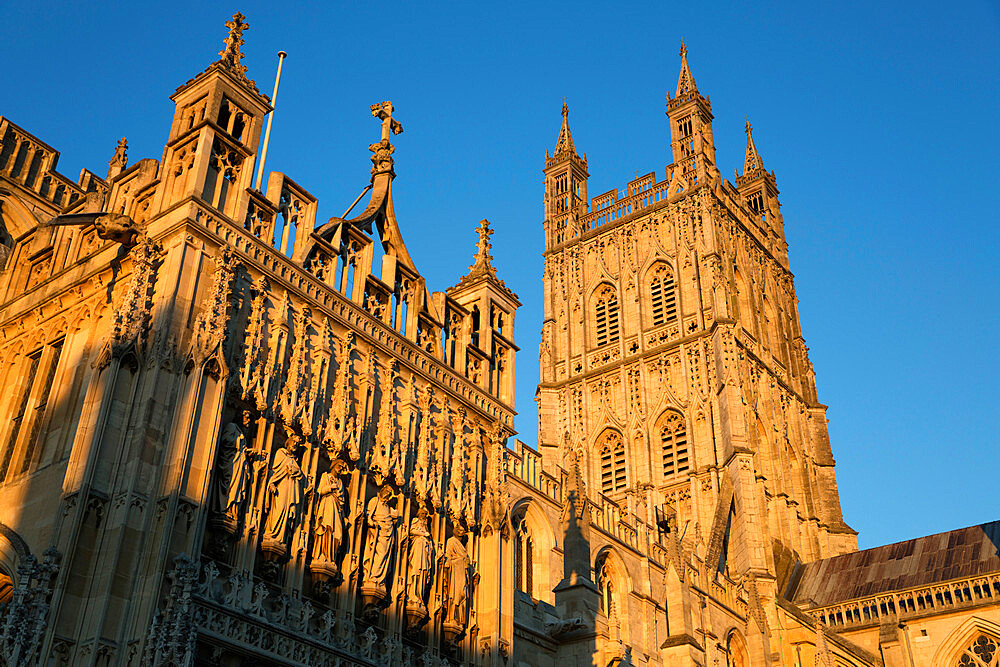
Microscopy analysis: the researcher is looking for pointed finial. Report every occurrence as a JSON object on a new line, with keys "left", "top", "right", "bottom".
{"left": 467, "top": 218, "right": 496, "bottom": 277}
{"left": 679, "top": 41, "right": 687, "bottom": 58}
{"left": 562, "top": 99, "right": 568, "bottom": 118}
{"left": 745, "top": 118, "right": 752, "bottom": 135}
{"left": 219, "top": 12, "right": 250, "bottom": 76}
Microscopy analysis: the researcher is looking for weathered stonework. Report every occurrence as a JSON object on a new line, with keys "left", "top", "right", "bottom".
{"left": 0, "top": 18, "right": 996, "bottom": 667}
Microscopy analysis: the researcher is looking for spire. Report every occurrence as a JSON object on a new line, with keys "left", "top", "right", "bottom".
{"left": 676, "top": 42, "right": 698, "bottom": 97}
{"left": 219, "top": 12, "right": 250, "bottom": 77}
{"left": 743, "top": 119, "right": 763, "bottom": 174}
{"left": 554, "top": 100, "right": 576, "bottom": 157}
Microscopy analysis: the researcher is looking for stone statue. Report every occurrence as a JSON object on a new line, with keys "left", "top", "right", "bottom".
{"left": 212, "top": 411, "right": 254, "bottom": 531}
{"left": 442, "top": 523, "right": 472, "bottom": 636}
{"left": 407, "top": 506, "right": 435, "bottom": 609}
{"left": 262, "top": 434, "right": 308, "bottom": 556}
{"left": 312, "top": 459, "right": 348, "bottom": 568}
{"left": 362, "top": 485, "right": 399, "bottom": 592}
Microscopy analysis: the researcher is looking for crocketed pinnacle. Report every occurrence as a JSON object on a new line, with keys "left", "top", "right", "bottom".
{"left": 466, "top": 218, "right": 496, "bottom": 278}
{"left": 743, "top": 119, "right": 763, "bottom": 174}
{"left": 219, "top": 12, "right": 250, "bottom": 77}
{"left": 676, "top": 42, "right": 698, "bottom": 96}
{"left": 554, "top": 101, "right": 576, "bottom": 157}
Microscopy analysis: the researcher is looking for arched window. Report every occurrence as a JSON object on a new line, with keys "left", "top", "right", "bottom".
{"left": 726, "top": 630, "right": 750, "bottom": 667}
{"left": 957, "top": 634, "right": 999, "bottom": 666}
{"left": 598, "top": 431, "right": 627, "bottom": 494}
{"left": 658, "top": 411, "right": 689, "bottom": 480}
{"left": 513, "top": 513, "right": 534, "bottom": 598}
{"left": 649, "top": 264, "right": 678, "bottom": 326}
{"left": 594, "top": 285, "right": 620, "bottom": 347}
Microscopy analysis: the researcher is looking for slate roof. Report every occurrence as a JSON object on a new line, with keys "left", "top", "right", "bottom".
{"left": 788, "top": 520, "right": 1000, "bottom": 607}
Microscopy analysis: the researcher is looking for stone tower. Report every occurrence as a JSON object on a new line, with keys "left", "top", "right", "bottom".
{"left": 536, "top": 45, "right": 857, "bottom": 602}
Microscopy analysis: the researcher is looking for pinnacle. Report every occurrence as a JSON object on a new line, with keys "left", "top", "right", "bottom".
{"left": 466, "top": 218, "right": 496, "bottom": 278}
{"left": 554, "top": 100, "right": 576, "bottom": 157}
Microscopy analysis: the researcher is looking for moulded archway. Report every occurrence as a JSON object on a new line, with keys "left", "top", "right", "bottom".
{"left": 934, "top": 616, "right": 1000, "bottom": 666}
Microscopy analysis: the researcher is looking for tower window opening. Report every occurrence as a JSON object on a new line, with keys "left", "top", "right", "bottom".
{"left": 650, "top": 266, "right": 678, "bottom": 326}
{"left": 594, "top": 286, "right": 620, "bottom": 347}
{"left": 660, "top": 412, "right": 689, "bottom": 479}
{"left": 599, "top": 432, "right": 627, "bottom": 494}
{"left": 514, "top": 514, "right": 534, "bottom": 598}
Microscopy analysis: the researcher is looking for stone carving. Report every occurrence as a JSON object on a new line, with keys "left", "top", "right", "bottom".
{"left": 190, "top": 245, "right": 238, "bottom": 366}
{"left": 441, "top": 522, "right": 472, "bottom": 643}
{"left": 310, "top": 459, "right": 349, "bottom": 585}
{"left": 211, "top": 410, "right": 255, "bottom": 533}
{"left": 361, "top": 485, "right": 400, "bottom": 606}
{"left": 93, "top": 212, "right": 140, "bottom": 247}
{"left": 0, "top": 547, "right": 60, "bottom": 667}
{"left": 405, "top": 506, "right": 435, "bottom": 625}
{"left": 261, "top": 432, "right": 309, "bottom": 559}
{"left": 107, "top": 137, "right": 127, "bottom": 179}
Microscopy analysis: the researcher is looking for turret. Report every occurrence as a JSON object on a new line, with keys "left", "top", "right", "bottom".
{"left": 735, "top": 120, "right": 787, "bottom": 265}
{"left": 666, "top": 44, "right": 719, "bottom": 188}
{"left": 154, "top": 13, "right": 272, "bottom": 219}
{"left": 543, "top": 102, "right": 588, "bottom": 248}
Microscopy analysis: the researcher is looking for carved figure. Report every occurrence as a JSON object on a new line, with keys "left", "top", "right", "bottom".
{"left": 442, "top": 523, "right": 472, "bottom": 631}
{"left": 362, "top": 485, "right": 399, "bottom": 590}
{"left": 262, "top": 434, "right": 308, "bottom": 554}
{"left": 312, "top": 460, "right": 348, "bottom": 567}
{"left": 212, "top": 410, "right": 254, "bottom": 529}
{"left": 407, "top": 506, "right": 435, "bottom": 608}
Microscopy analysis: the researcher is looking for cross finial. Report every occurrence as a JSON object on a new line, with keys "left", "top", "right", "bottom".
{"left": 745, "top": 118, "right": 752, "bottom": 135}
{"left": 219, "top": 12, "right": 250, "bottom": 75}
{"left": 370, "top": 101, "right": 403, "bottom": 142}
{"left": 680, "top": 41, "right": 687, "bottom": 58}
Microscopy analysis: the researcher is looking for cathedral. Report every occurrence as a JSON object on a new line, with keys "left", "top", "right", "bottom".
{"left": 0, "top": 13, "right": 998, "bottom": 667}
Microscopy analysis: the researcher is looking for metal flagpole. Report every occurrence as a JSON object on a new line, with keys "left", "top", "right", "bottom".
{"left": 255, "top": 50, "right": 287, "bottom": 192}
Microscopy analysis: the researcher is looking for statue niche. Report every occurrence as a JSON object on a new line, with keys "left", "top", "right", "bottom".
{"left": 405, "top": 505, "right": 435, "bottom": 629}
{"left": 261, "top": 431, "right": 309, "bottom": 562}
{"left": 360, "top": 484, "right": 400, "bottom": 611}
{"left": 310, "top": 458, "right": 350, "bottom": 592}
{"left": 441, "top": 521, "right": 473, "bottom": 645}
{"left": 211, "top": 410, "right": 255, "bottom": 535}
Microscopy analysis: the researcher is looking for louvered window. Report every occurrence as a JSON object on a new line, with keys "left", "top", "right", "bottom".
{"left": 595, "top": 287, "right": 620, "bottom": 347}
{"left": 660, "top": 412, "right": 689, "bottom": 479}
{"left": 650, "top": 266, "right": 678, "bottom": 326}
{"left": 599, "top": 432, "right": 627, "bottom": 494}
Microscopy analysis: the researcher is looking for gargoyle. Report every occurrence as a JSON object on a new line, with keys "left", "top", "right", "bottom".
{"left": 44, "top": 211, "right": 141, "bottom": 248}
{"left": 545, "top": 616, "right": 586, "bottom": 639}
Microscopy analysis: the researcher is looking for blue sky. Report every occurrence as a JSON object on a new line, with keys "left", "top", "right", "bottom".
{"left": 4, "top": 1, "right": 998, "bottom": 550}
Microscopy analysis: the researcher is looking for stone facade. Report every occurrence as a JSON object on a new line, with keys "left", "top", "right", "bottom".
{"left": 0, "top": 15, "right": 997, "bottom": 667}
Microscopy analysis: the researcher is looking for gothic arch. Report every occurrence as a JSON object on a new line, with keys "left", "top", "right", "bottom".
{"left": 934, "top": 616, "right": 1000, "bottom": 666}
{"left": 0, "top": 523, "right": 30, "bottom": 604}
{"left": 509, "top": 497, "right": 557, "bottom": 604}
{"left": 594, "top": 547, "right": 633, "bottom": 646}
{"left": 594, "top": 428, "right": 627, "bottom": 496}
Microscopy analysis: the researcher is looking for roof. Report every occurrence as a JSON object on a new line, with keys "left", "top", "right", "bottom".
{"left": 788, "top": 520, "right": 1000, "bottom": 607}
